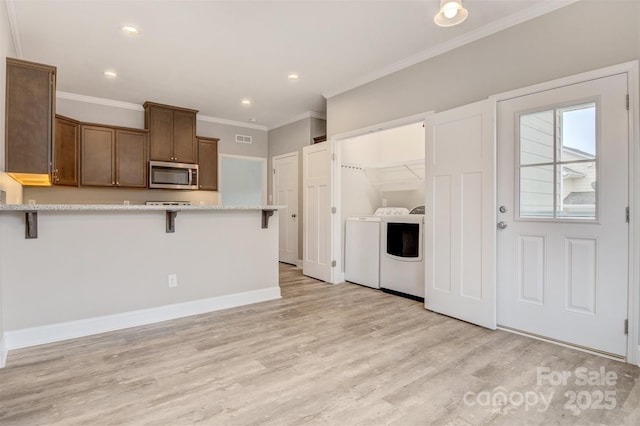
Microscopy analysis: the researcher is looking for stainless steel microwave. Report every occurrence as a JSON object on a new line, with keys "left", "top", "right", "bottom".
{"left": 149, "top": 161, "right": 198, "bottom": 190}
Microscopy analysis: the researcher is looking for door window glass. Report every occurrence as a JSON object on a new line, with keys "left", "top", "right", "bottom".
{"left": 518, "top": 102, "right": 597, "bottom": 219}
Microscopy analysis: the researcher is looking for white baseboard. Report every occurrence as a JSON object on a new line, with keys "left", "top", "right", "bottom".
{"left": 0, "top": 334, "right": 7, "bottom": 368}
{"left": 4, "top": 286, "right": 281, "bottom": 354}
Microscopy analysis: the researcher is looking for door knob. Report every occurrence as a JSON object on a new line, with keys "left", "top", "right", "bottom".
{"left": 499, "top": 205, "right": 508, "bottom": 213}
{"left": 497, "top": 221, "right": 508, "bottom": 230}
{"left": 291, "top": 213, "right": 297, "bottom": 218}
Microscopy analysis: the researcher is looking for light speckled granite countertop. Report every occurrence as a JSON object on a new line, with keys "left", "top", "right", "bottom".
{"left": 0, "top": 204, "right": 283, "bottom": 212}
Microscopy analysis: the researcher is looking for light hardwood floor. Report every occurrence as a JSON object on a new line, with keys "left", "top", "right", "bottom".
{"left": 1, "top": 263, "right": 638, "bottom": 425}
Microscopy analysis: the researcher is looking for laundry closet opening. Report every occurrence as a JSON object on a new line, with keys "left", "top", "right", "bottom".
{"left": 338, "top": 120, "right": 426, "bottom": 301}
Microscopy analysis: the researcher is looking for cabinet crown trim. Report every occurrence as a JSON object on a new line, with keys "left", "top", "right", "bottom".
{"left": 143, "top": 101, "right": 198, "bottom": 114}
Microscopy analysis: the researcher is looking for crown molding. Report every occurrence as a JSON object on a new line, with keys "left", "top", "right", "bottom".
{"left": 6, "top": 0, "right": 23, "bottom": 58}
{"left": 197, "top": 115, "right": 268, "bottom": 131}
{"left": 323, "top": 0, "right": 581, "bottom": 99}
{"left": 57, "top": 91, "right": 144, "bottom": 111}
{"left": 56, "top": 91, "right": 269, "bottom": 131}
{"left": 269, "top": 111, "right": 327, "bottom": 131}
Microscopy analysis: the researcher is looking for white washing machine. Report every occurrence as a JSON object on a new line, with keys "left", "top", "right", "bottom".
{"left": 344, "top": 207, "right": 409, "bottom": 289}
{"left": 380, "top": 213, "right": 425, "bottom": 299}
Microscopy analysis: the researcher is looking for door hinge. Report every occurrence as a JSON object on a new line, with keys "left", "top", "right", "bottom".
{"left": 331, "top": 207, "right": 337, "bottom": 214}
{"left": 626, "top": 94, "right": 630, "bottom": 111}
{"left": 332, "top": 153, "right": 336, "bottom": 161}
{"left": 273, "top": 168, "right": 276, "bottom": 175}
{"left": 624, "top": 319, "right": 628, "bottom": 335}
{"left": 331, "top": 260, "right": 336, "bottom": 267}
{"left": 626, "top": 206, "right": 630, "bottom": 223}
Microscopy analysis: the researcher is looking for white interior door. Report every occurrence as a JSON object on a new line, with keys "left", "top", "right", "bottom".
{"left": 273, "top": 152, "right": 298, "bottom": 265}
{"left": 497, "top": 73, "right": 629, "bottom": 357}
{"left": 303, "top": 142, "right": 332, "bottom": 282}
{"left": 425, "top": 100, "right": 496, "bottom": 329}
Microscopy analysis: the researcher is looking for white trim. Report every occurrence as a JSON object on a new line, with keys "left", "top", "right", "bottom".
{"left": 269, "top": 111, "right": 327, "bottom": 131}
{"left": 3, "top": 287, "right": 281, "bottom": 355}
{"left": 322, "top": 0, "right": 580, "bottom": 99}
{"left": 5, "top": 0, "right": 22, "bottom": 58}
{"left": 0, "top": 334, "right": 7, "bottom": 368}
{"left": 296, "top": 259, "right": 303, "bottom": 268}
{"left": 497, "top": 326, "right": 625, "bottom": 363}
{"left": 198, "top": 114, "right": 268, "bottom": 131}
{"left": 56, "top": 92, "right": 269, "bottom": 131}
{"left": 492, "top": 60, "right": 640, "bottom": 366}
{"left": 331, "top": 112, "right": 430, "bottom": 142}
{"left": 57, "top": 91, "right": 144, "bottom": 111}
{"left": 627, "top": 62, "right": 640, "bottom": 366}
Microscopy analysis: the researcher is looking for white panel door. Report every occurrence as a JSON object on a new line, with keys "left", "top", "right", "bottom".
{"left": 303, "top": 142, "right": 332, "bottom": 282}
{"left": 425, "top": 100, "right": 496, "bottom": 329}
{"left": 273, "top": 152, "right": 298, "bottom": 265}
{"left": 497, "top": 73, "right": 629, "bottom": 357}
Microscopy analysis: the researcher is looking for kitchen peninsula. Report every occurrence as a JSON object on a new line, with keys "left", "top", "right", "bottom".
{"left": 0, "top": 204, "right": 281, "bottom": 362}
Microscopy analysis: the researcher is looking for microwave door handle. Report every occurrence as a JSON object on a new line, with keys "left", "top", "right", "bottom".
{"left": 188, "top": 169, "right": 193, "bottom": 186}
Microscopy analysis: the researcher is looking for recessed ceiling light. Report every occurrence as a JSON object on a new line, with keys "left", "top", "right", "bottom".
{"left": 288, "top": 74, "right": 299, "bottom": 81}
{"left": 104, "top": 71, "right": 118, "bottom": 79}
{"left": 241, "top": 99, "right": 252, "bottom": 106}
{"left": 122, "top": 26, "right": 139, "bottom": 35}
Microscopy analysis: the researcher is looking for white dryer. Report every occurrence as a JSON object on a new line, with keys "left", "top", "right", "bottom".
{"left": 380, "top": 213, "right": 425, "bottom": 299}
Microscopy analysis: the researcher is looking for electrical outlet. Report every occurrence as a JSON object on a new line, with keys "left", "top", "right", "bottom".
{"left": 168, "top": 274, "right": 178, "bottom": 288}
{"left": 382, "top": 198, "right": 388, "bottom": 207}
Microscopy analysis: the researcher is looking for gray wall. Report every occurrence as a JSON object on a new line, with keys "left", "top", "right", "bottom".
{"left": 25, "top": 97, "right": 268, "bottom": 205}
{"left": 327, "top": 0, "right": 640, "bottom": 137}
{"left": 327, "top": 0, "right": 640, "bottom": 352}
{"left": 267, "top": 117, "right": 327, "bottom": 263}
{"left": 0, "top": 0, "right": 16, "bottom": 361}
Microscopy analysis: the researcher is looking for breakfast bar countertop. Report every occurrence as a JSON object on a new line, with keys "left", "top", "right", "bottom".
{"left": 0, "top": 204, "right": 283, "bottom": 212}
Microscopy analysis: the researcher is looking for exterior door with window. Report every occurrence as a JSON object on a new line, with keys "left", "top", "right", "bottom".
{"left": 497, "top": 73, "right": 629, "bottom": 357}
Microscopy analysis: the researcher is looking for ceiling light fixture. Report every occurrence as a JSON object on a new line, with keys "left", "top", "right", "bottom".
{"left": 288, "top": 74, "right": 299, "bottom": 81}
{"left": 104, "top": 71, "right": 118, "bottom": 79}
{"left": 241, "top": 99, "right": 252, "bottom": 106}
{"left": 122, "top": 25, "right": 139, "bottom": 35}
{"left": 434, "top": 0, "right": 468, "bottom": 27}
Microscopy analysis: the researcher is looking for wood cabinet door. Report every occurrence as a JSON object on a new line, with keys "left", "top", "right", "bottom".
{"left": 173, "top": 110, "right": 197, "bottom": 163}
{"left": 5, "top": 59, "right": 55, "bottom": 174}
{"left": 197, "top": 137, "right": 219, "bottom": 191}
{"left": 116, "top": 130, "right": 148, "bottom": 188}
{"left": 147, "top": 106, "right": 173, "bottom": 161}
{"left": 81, "top": 125, "right": 114, "bottom": 186}
{"left": 54, "top": 116, "right": 79, "bottom": 186}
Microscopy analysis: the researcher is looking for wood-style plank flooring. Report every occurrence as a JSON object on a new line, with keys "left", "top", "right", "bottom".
{"left": 1, "top": 263, "right": 638, "bottom": 425}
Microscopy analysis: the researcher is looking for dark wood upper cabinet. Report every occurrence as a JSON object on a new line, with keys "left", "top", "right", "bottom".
{"left": 197, "top": 137, "right": 219, "bottom": 191}
{"left": 144, "top": 102, "right": 198, "bottom": 164}
{"left": 80, "top": 124, "right": 148, "bottom": 188}
{"left": 53, "top": 115, "right": 79, "bottom": 186}
{"left": 115, "top": 129, "right": 147, "bottom": 188}
{"left": 5, "top": 58, "right": 56, "bottom": 180}
{"left": 81, "top": 125, "right": 115, "bottom": 187}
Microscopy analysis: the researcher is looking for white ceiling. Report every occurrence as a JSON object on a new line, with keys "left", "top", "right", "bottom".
{"left": 6, "top": 0, "right": 577, "bottom": 130}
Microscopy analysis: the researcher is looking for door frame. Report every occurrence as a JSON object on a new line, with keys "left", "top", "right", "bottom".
{"left": 330, "top": 112, "right": 433, "bottom": 284}
{"left": 272, "top": 151, "right": 299, "bottom": 265}
{"left": 492, "top": 60, "right": 640, "bottom": 365}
